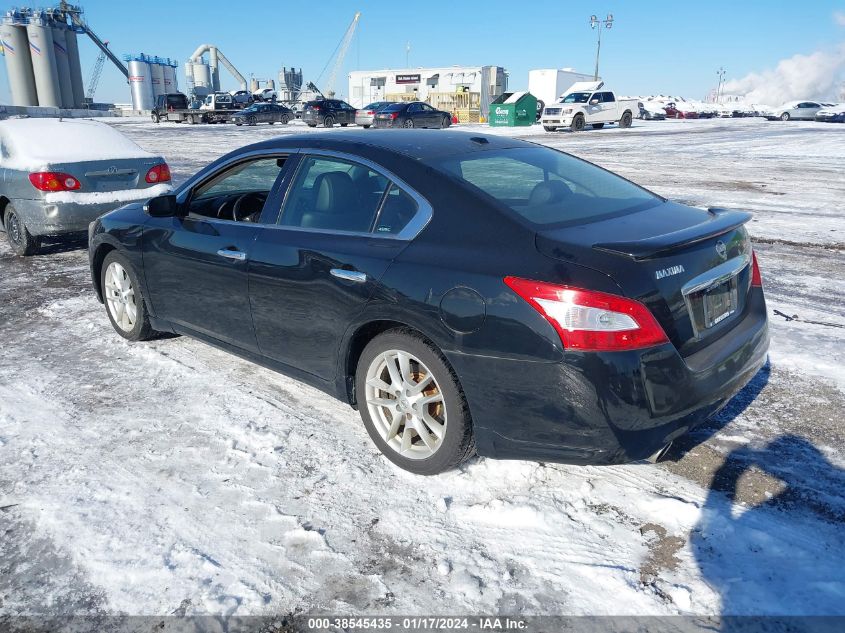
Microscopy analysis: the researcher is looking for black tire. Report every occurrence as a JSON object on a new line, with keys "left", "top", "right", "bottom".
{"left": 440, "top": 116, "right": 450, "bottom": 129}
{"left": 323, "top": 116, "right": 335, "bottom": 128}
{"left": 355, "top": 328, "right": 475, "bottom": 475}
{"left": 571, "top": 115, "right": 585, "bottom": 131}
{"left": 283, "top": 115, "right": 291, "bottom": 124}
{"left": 4, "top": 203, "right": 40, "bottom": 256}
{"left": 403, "top": 118, "right": 414, "bottom": 128}
{"left": 151, "top": 112, "right": 160, "bottom": 123}
{"left": 536, "top": 99, "right": 545, "bottom": 121}
{"left": 619, "top": 111, "right": 633, "bottom": 128}
{"left": 592, "top": 123, "right": 605, "bottom": 129}
{"left": 543, "top": 125, "right": 556, "bottom": 132}
{"left": 100, "top": 251, "right": 155, "bottom": 342}
{"left": 340, "top": 123, "right": 348, "bottom": 127}
{"left": 781, "top": 112, "right": 790, "bottom": 121}
{"left": 235, "top": 122, "right": 242, "bottom": 126}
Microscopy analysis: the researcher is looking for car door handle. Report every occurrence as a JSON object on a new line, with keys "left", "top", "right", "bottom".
{"left": 217, "top": 248, "right": 246, "bottom": 261}
{"left": 330, "top": 268, "right": 367, "bottom": 283}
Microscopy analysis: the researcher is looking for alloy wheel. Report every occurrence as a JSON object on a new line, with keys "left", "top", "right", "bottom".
{"left": 403, "top": 119, "right": 414, "bottom": 128}
{"left": 7, "top": 211, "right": 22, "bottom": 245}
{"left": 104, "top": 261, "right": 137, "bottom": 333}
{"left": 365, "top": 349, "right": 447, "bottom": 460}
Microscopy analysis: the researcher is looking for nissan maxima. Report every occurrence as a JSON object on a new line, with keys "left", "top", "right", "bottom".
{"left": 88, "top": 131, "right": 769, "bottom": 475}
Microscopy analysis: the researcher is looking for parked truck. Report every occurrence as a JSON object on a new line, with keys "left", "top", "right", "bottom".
{"left": 540, "top": 81, "right": 637, "bottom": 132}
{"left": 150, "top": 92, "right": 238, "bottom": 125}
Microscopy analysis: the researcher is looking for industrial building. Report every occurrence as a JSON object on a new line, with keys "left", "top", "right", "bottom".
{"left": 347, "top": 66, "right": 507, "bottom": 121}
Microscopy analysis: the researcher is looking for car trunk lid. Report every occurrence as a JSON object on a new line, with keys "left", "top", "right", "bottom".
{"left": 535, "top": 202, "right": 755, "bottom": 356}
{"left": 48, "top": 157, "right": 163, "bottom": 194}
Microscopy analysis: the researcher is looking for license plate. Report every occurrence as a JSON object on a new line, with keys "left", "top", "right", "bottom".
{"left": 702, "top": 279, "right": 736, "bottom": 328}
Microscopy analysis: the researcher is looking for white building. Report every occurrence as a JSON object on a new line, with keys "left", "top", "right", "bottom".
{"left": 347, "top": 66, "right": 507, "bottom": 113}
{"left": 528, "top": 68, "right": 596, "bottom": 107}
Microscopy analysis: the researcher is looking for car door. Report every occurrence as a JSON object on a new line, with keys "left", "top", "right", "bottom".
{"left": 249, "top": 152, "right": 428, "bottom": 381}
{"left": 586, "top": 92, "right": 602, "bottom": 121}
{"left": 407, "top": 102, "right": 423, "bottom": 125}
{"left": 142, "top": 153, "right": 293, "bottom": 352}
{"left": 600, "top": 92, "right": 617, "bottom": 122}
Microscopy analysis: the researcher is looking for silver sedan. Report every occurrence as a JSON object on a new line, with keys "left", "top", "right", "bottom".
{"left": 765, "top": 101, "right": 831, "bottom": 121}
{"left": 354, "top": 101, "right": 396, "bottom": 128}
{"left": 0, "top": 118, "right": 171, "bottom": 256}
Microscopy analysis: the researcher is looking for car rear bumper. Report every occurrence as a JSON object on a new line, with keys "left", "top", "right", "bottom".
{"left": 372, "top": 119, "right": 397, "bottom": 128}
{"left": 355, "top": 114, "right": 375, "bottom": 126}
{"left": 448, "top": 289, "right": 769, "bottom": 465}
{"left": 6, "top": 197, "right": 125, "bottom": 237}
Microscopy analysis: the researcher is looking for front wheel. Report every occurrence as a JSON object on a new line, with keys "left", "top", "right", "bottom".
{"left": 4, "top": 203, "right": 40, "bottom": 256}
{"left": 323, "top": 116, "right": 335, "bottom": 128}
{"left": 571, "top": 115, "right": 585, "bottom": 131}
{"left": 248, "top": 116, "right": 257, "bottom": 126}
{"left": 151, "top": 112, "right": 160, "bottom": 123}
{"left": 619, "top": 111, "right": 633, "bottom": 128}
{"left": 781, "top": 112, "right": 790, "bottom": 121}
{"left": 101, "top": 251, "right": 155, "bottom": 341}
{"left": 356, "top": 329, "right": 474, "bottom": 475}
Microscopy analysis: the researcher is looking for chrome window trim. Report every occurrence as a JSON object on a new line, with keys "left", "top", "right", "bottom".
{"left": 269, "top": 148, "right": 433, "bottom": 242}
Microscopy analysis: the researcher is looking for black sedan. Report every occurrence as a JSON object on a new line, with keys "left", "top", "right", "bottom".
{"left": 88, "top": 131, "right": 769, "bottom": 475}
{"left": 232, "top": 103, "right": 293, "bottom": 126}
{"left": 373, "top": 101, "right": 452, "bottom": 129}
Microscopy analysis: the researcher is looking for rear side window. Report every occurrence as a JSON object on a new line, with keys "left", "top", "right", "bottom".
{"left": 431, "top": 147, "right": 661, "bottom": 227}
{"left": 374, "top": 185, "right": 417, "bottom": 235}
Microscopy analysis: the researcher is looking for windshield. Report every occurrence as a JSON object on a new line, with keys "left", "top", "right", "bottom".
{"left": 560, "top": 92, "right": 592, "bottom": 104}
{"left": 429, "top": 147, "right": 661, "bottom": 227}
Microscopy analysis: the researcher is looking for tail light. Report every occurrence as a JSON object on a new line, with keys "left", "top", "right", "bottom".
{"left": 29, "top": 172, "right": 81, "bottom": 192}
{"left": 504, "top": 277, "right": 669, "bottom": 352}
{"left": 367, "top": 110, "right": 375, "bottom": 115}
{"left": 389, "top": 112, "right": 399, "bottom": 120}
{"left": 751, "top": 251, "right": 763, "bottom": 287}
{"left": 311, "top": 105, "right": 321, "bottom": 111}
{"left": 145, "top": 163, "right": 171, "bottom": 184}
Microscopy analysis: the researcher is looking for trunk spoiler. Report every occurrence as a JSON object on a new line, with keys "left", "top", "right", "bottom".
{"left": 592, "top": 208, "right": 752, "bottom": 260}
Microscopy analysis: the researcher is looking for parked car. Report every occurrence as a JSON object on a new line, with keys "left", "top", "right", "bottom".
{"left": 373, "top": 101, "right": 452, "bottom": 129}
{"left": 1, "top": 118, "right": 170, "bottom": 256}
{"left": 252, "top": 88, "right": 277, "bottom": 103}
{"left": 664, "top": 102, "right": 699, "bottom": 119}
{"left": 232, "top": 103, "right": 294, "bottom": 126}
{"left": 764, "top": 101, "right": 828, "bottom": 121}
{"left": 638, "top": 102, "right": 666, "bottom": 120}
{"left": 301, "top": 99, "right": 356, "bottom": 127}
{"left": 540, "top": 82, "right": 636, "bottom": 131}
{"left": 88, "top": 130, "right": 769, "bottom": 475}
{"left": 814, "top": 104, "right": 845, "bottom": 123}
{"left": 355, "top": 101, "right": 396, "bottom": 128}
{"left": 151, "top": 92, "right": 189, "bottom": 123}
{"left": 230, "top": 90, "right": 254, "bottom": 107}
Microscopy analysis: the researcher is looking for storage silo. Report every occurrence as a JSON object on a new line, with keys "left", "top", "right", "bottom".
{"left": 25, "top": 11, "right": 62, "bottom": 108}
{"left": 0, "top": 14, "right": 38, "bottom": 106}
{"left": 192, "top": 61, "right": 211, "bottom": 94}
{"left": 149, "top": 58, "right": 164, "bottom": 99}
{"left": 127, "top": 56, "right": 154, "bottom": 110}
{"left": 63, "top": 25, "right": 85, "bottom": 107}
{"left": 50, "top": 21, "right": 75, "bottom": 108}
{"left": 162, "top": 60, "right": 177, "bottom": 94}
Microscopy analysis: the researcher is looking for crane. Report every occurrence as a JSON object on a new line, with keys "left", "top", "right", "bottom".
{"left": 86, "top": 40, "right": 108, "bottom": 101}
{"left": 320, "top": 12, "right": 361, "bottom": 98}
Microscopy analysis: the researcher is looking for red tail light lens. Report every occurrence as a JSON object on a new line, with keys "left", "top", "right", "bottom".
{"left": 29, "top": 172, "right": 81, "bottom": 192}
{"left": 751, "top": 251, "right": 763, "bottom": 287}
{"left": 390, "top": 112, "right": 398, "bottom": 120}
{"left": 311, "top": 105, "right": 321, "bottom": 111}
{"left": 504, "top": 277, "right": 670, "bottom": 352}
{"left": 145, "top": 163, "right": 171, "bottom": 184}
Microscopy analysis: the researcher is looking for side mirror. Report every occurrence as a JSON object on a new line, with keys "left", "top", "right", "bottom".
{"left": 590, "top": 99, "right": 599, "bottom": 105}
{"left": 144, "top": 194, "right": 180, "bottom": 218}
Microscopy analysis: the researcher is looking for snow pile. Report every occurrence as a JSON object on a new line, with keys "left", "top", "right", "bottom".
{"left": 0, "top": 118, "right": 158, "bottom": 171}
{"left": 44, "top": 183, "right": 173, "bottom": 205}
{"left": 723, "top": 43, "right": 845, "bottom": 106}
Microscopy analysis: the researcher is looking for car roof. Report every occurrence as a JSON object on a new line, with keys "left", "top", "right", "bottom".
{"left": 238, "top": 130, "right": 530, "bottom": 161}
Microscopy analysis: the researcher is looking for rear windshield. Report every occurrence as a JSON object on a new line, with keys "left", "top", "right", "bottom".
{"left": 430, "top": 147, "right": 661, "bottom": 227}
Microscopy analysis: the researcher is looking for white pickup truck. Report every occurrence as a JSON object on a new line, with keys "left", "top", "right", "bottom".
{"left": 540, "top": 81, "right": 637, "bottom": 132}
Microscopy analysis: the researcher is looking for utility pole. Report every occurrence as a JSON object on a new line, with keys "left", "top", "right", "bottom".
{"left": 590, "top": 13, "right": 614, "bottom": 81}
{"left": 716, "top": 67, "right": 726, "bottom": 103}
{"left": 406, "top": 41, "right": 411, "bottom": 68}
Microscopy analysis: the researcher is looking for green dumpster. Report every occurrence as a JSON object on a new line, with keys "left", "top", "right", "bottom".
{"left": 488, "top": 91, "right": 538, "bottom": 127}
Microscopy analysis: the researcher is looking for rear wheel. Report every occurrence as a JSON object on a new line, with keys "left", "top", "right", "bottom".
{"left": 324, "top": 116, "right": 335, "bottom": 128}
{"left": 403, "top": 118, "right": 414, "bottom": 128}
{"left": 619, "top": 111, "right": 633, "bottom": 128}
{"left": 4, "top": 204, "right": 40, "bottom": 256}
{"left": 571, "top": 115, "right": 585, "bottom": 131}
{"left": 151, "top": 112, "right": 160, "bottom": 123}
{"left": 340, "top": 123, "right": 349, "bottom": 127}
{"left": 356, "top": 329, "right": 474, "bottom": 475}
{"left": 101, "top": 251, "right": 155, "bottom": 342}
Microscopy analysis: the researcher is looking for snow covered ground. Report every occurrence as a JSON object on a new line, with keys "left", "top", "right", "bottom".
{"left": 1, "top": 117, "right": 843, "bottom": 624}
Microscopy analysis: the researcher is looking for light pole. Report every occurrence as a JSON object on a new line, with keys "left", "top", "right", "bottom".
{"left": 590, "top": 13, "right": 614, "bottom": 81}
{"left": 716, "top": 67, "right": 726, "bottom": 103}
{"left": 406, "top": 41, "right": 411, "bottom": 68}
